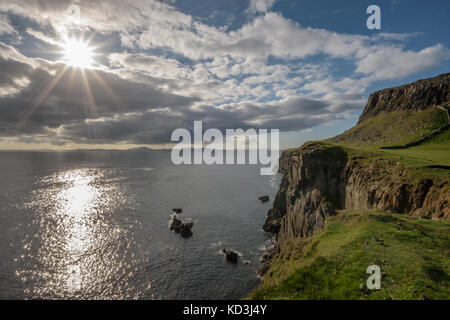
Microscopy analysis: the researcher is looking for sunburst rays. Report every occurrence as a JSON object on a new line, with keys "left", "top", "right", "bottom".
{"left": 16, "top": 31, "right": 125, "bottom": 143}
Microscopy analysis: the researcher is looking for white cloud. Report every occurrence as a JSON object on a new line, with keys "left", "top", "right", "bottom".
{"left": 25, "top": 28, "right": 60, "bottom": 46}
{"left": 356, "top": 44, "right": 450, "bottom": 80}
{"left": 108, "top": 53, "right": 191, "bottom": 80}
{"left": 248, "top": 0, "right": 277, "bottom": 14}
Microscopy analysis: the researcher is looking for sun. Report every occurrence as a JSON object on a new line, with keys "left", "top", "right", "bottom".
{"left": 62, "top": 39, "right": 94, "bottom": 69}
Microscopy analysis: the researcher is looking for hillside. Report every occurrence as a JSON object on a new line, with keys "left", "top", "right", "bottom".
{"left": 251, "top": 211, "right": 450, "bottom": 300}
{"left": 329, "top": 73, "right": 450, "bottom": 148}
{"left": 327, "top": 108, "right": 448, "bottom": 148}
{"left": 358, "top": 73, "right": 449, "bottom": 123}
{"left": 252, "top": 73, "right": 450, "bottom": 300}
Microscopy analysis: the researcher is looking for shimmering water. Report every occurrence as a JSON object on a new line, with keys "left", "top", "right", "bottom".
{"left": 0, "top": 150, "right": 280, "bottom": 299}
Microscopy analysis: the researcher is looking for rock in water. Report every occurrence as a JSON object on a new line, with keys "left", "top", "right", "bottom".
{"left": 258, "top": 196, "right": 269, "bottom": 203}
{"left": 172, "top": 208, "right": 183, "bottom": 214}
{"left": 222, "top": 248, "right": 239, "bottom": 263}
{"left": 169, "top": 216, "right": 182, "bottom": 231}
{"left": 179, "top": 221, "right": 193, "bottom": 238}
{"left": 169, "top": 213, "right": 194, "bottom": 238}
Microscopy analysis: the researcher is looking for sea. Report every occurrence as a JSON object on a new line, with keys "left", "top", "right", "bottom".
{"left": 0, "top": 149, "right": 281, "bottom": 299}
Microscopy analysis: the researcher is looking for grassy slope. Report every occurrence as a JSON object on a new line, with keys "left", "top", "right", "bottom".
{"left": 284, "top": 141, "right": 449, "bottom": 185}
{"left": 381, "top": 126, "right": 450, "bottom": 167}
{"left": 339, "top": 126, "right": 450, "bottom": 181}
{"left": 250, "top": 211, "right": 450, "bottom": 300}
{"left": 287, "top": 125, "right": 450, "bottom": 180}
{"left": 327, "top": 108, "right": 448, "bottom": 148}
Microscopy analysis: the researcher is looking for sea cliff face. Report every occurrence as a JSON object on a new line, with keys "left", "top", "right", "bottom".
{"left": 263, "top": 144, "right": 347, "bottom": 244}
{"left": 264, "top": 144, "right": 449, "bottom": 251}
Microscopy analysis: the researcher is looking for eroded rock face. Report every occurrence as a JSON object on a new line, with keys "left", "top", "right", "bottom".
{"left": 358, "top": 73, "right": 450, "bottom": 124}
{"left": 257, "top": 248, "right": 276, "bottom": 276}
{"left": 343, "top": 160, "right": 449, "bottom": 220}
{"left": 264, "top": 143, "right": 449, "bottom": 251}
{"left": 263, "top": 143, "right": 348, "bottom": 248}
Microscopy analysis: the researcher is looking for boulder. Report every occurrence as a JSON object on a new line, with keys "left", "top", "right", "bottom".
{"left": 258, "top": 196, "right": 269, "bottom": 203}
{"left": 169, "top": 216, "right": 182, "bottom": 231}
{"left": 179, "top": 221, "right": 193, "bottom": 238}
{"left": 172, "top": 208, "right": 183, "bottom": 214}
{"left": 222, "top": 248, "right": 239, "bottom": 263}
{"left": 169, "top": 214, "right": 194, "bottom": 238}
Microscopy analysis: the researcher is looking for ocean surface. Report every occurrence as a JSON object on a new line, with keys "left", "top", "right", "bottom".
{"left": 0, "top": 149, "right": 281, "bottom": 299}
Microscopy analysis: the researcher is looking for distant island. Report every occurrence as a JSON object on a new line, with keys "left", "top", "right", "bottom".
{"left": 251, "top": 73, "right": 450, "bottom": 300}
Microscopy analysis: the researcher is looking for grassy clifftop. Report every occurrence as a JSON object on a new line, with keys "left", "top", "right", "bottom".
{"left": 251, "top": 211, "right": 450, "bottom": 300}
{"left": 284, "top": 115, "right": 450, "bottom": 180}
{"left": 327, "top": 108, "right": 448, "bottom": 148}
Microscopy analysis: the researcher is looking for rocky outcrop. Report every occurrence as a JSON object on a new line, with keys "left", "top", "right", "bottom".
{"left": 258, "top": 196, "right": 269, "bottom": 203}
{"left": 264, "top": 143, "right": 449, "bottom": 250}
{"left": 257, "top": 248, "right": 276, "bottom": 276}
{"left": 169, "top": 215, "right": 194, "bottom": 238}
{"left": 170, "top": 216, "right": 182, "bottom": 231}
{"left": 222, "top": 248, "right": 239, "bottom": 263}
{"left": 179, "top": 222, "right": 193, "bottom": 238}
{"left": 342, "top": 158, "right": 449, "bottom": 220}
{"left": 358, "top": 73, "right": 450, "bottom": 124}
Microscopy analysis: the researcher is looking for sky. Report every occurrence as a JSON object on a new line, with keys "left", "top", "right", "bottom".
{"left": 0, "top": 0, "right": 449, "bottom": 150}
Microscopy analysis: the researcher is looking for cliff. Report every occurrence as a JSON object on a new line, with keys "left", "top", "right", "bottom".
{"left": 260, "top": 73, "right": 450, "bottom": 277}
{"left": 264, "top": 142, "right": 449, "bottom": 249}
{"left": 358, "top": 73, "right": 450, "bottom": 124}
{"left": 263, "top": 144, "right": 347, "bottom": 239}
{"left": 328, "top": 74, "right": 450, "bottom": 149}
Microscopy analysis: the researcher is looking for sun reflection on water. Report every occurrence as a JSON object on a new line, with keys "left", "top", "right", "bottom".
{"left": 17, "top": 168, "right": 151, "bottom": 299}
{"left": 57, "top": 170, "right": 97, "bottom": 293}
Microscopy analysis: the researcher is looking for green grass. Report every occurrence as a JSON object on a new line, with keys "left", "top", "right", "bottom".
{"left": 250, "top": 211, "right": 450, "bottom": 300}
{"left": 327, "top": 108, "right": 448, "bottom": 148}
{"left": 339, "top": 126, "right": 450, "bottom": 180}
{"left": 289, "top": 124, "right": 449, "bottom": 180}
{"left": 381, "top": 127, "right": 450, "bottom": 167}
{"left": 284, "top": 130, "right": 450, "bottom": 181}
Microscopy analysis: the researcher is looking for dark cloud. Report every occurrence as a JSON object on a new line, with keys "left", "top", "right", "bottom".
{"left": 0, "top": 51, "right": 364, "bottom": 145}
{"left": 54, "top": 97, "right": 351, "bottom": 145}
{"left": 0, "top": 58, "right": 32, "bottom": 84}
{"left": 0, "top": 54, "right": 199, "bottom": 141}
